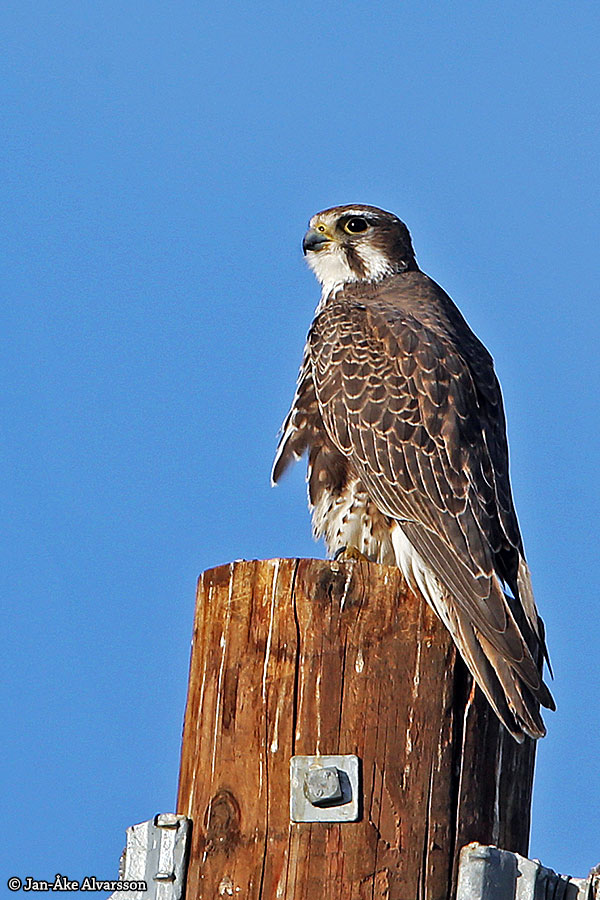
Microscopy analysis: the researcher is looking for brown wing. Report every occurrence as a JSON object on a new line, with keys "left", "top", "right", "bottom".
{"left": 309, "top": 293, "right": 553, "bottom": 736}
{"left": 272, "top": 346, "right": 318, "bottom": 484}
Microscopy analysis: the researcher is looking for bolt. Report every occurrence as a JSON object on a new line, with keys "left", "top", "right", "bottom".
{"left": 303, "top": 766, "right": 343, "bottom": 806}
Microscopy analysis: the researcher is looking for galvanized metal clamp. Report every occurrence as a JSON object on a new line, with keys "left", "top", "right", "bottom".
{"left": 456, "top": 843, "right": 599, "bottom": 900}
{"left": 109, "top": 813, "right": 191, "bottom": 900}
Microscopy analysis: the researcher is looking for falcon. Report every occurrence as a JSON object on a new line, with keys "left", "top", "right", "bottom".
{"left": 272, "top": 204, "right": 554, "bottom": 741}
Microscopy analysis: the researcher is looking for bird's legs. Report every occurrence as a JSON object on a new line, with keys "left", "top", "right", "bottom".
{"left": 333, "top": 546, "right": 370, "bottom": 562}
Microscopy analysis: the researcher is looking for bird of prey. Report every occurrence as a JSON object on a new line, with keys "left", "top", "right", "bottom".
{"left": 272, "top": 204, "right": 554, "bottom": 741}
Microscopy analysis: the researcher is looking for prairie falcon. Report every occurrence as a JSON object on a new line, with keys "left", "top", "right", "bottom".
{"left": 272, "top": 204, "right": 554, "bottom": 741}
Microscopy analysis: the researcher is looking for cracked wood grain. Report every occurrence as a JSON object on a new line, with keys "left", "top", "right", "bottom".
{"left": 177, "top": 558, "right": 535, "bottom": 899}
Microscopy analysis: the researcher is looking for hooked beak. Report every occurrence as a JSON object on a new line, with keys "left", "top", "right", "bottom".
{"left": 302, "top": 228, "right": 333, "bottom": 255}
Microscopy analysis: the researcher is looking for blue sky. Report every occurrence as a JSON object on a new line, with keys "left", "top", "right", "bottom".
{"left": 3, "top": 0, "right": 599, "bottom": 891}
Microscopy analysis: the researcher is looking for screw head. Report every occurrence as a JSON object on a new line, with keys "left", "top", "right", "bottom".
{"left": 303, "top": 766, "right": 343, "bottom": 806}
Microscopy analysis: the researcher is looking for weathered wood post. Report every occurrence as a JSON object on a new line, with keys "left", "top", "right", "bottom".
{"left": 177, "top": 558, "right": 536, "bottom": 899}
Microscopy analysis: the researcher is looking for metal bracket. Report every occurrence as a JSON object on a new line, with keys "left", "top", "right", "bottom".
{"left": 290, "top": 754, "right": 360, "bottom": 823}
{"left": 109, "top": 813, "right": 191, "bottom": 900}
{"left": 456, "top": 843, "right": 600, "bottom": 900}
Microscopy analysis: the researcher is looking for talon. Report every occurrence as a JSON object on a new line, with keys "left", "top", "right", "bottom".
{"left": 334, "top": 546, "right": 369, "bottom": 562}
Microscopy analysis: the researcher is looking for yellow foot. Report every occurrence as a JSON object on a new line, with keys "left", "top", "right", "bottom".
{"left": 333, "top": 546, "right": 369, "bottom": 562}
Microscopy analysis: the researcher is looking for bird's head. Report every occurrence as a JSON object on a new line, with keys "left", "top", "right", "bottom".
{"left": 303, "top": 204, "right": 418, "bottom": 296}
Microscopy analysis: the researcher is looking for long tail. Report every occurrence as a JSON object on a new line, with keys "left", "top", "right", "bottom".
{"left": 448, "top": 601, "right": 555, "bottom": 741}
{"left": 390, "top": 523, "right": 555, "bottom": 741}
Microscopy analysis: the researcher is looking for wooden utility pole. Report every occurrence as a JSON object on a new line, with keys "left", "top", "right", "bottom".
{"left": 177, "top": 558, "right": 536, "bottom": 900}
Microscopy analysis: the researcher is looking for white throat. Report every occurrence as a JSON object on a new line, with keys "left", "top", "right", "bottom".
{"left": 306, "top": 244, "right": 358, "bottom": 297}
{"left": 307, "top": 242, "right": 396, "bottom": 298}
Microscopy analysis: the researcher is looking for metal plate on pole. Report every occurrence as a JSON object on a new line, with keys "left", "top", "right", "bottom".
{"left": 456, "top": 843, "right": 599, "bottom": 900}
{"left": 109, "top": 813, "right": 190, "bottom": 900}
{"left": 290, "top": 754, "right": 360, "bottom": 823}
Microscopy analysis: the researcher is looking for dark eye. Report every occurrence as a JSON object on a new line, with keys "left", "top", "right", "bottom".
{"left": 343, "top": 216, "right": 369, "bottom": 234}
